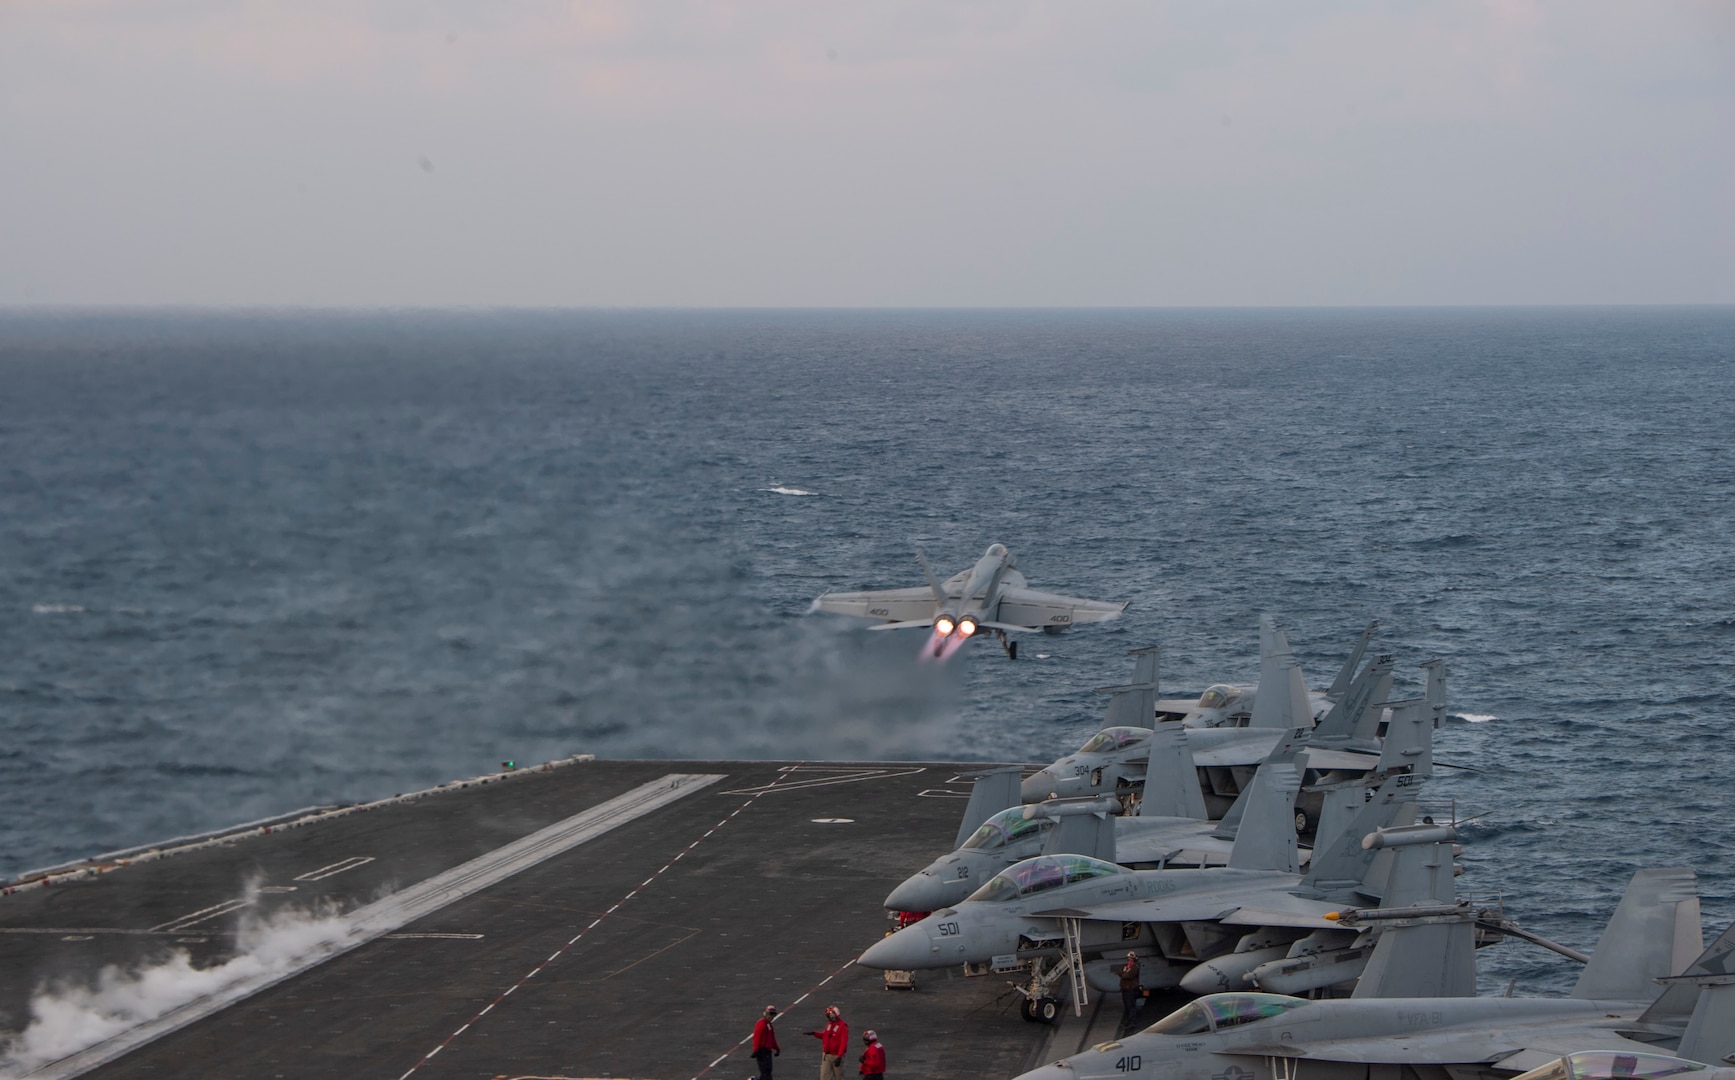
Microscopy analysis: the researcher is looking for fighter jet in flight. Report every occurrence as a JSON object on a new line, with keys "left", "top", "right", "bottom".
{"left": 1012, "top": 866, "right": 1735, "bottom": 1080}
{"left": 811, "top": 543, "right": 1126, "bottom": 659}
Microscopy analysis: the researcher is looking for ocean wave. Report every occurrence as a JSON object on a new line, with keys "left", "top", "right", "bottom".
{"left": 763, "top": 485, "right": 820, "bottom": 496}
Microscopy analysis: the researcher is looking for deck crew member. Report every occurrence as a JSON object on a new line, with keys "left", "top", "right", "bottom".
{"left": 858, "top": 1030, "right": 885, "bottom": 1079}
{"left": 752, "top": 1004, "right": 781, "bottom": 1080}
{"left": 1118, "top": 952, "right": 1142, "bottom": 1029}
{"left": 807, "top": 1005, "right": 848, "bottom": 1080}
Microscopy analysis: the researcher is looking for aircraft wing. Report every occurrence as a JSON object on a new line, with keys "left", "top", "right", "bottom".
{"left": 1186, "top": 732, "right": 1285, "bottom": 767}
{"left": 811, "top": 587, "right": 938, "bottom": 623}
{"left": 1236, "top": 1027, "right": 1662, "bottom": 1065}
{"left": 1032, "top": 879, "right": 1314, "bottom": 925}
{"left": 1297, "top": 748, "right": 1383, "bottom": 772}
{"left": 992, "top": 587, "right": 1127, "bottom": 631}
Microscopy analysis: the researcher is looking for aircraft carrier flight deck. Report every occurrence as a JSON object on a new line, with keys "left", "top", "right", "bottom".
{"left": 0, "top": 758, "right": 1144, "bottom": 1080}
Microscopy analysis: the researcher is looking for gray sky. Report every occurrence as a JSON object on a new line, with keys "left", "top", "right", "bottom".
{"left": 2, "top": 1, "right": 1732, "bottom": 307}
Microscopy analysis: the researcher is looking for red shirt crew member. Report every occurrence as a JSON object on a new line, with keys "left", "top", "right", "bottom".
{"left": 752, "top": 1005, "right": 781, "bottom": 1080}
{"left": 859, "top": 1030, "right": 885, "bottom": 1079}
{"left": 809, "top": 1006, "right": 849, "bottom": 1080}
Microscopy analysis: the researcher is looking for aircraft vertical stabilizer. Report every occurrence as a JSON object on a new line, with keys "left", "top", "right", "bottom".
{"left": 1038, "top": 804, "right": 1118, "bottom": 863}
{"left": 1248, "top": 653, "right": 1314, "bottom": 731}
{"left": 1138, "top": 724, "right": 1206, "bottom": 820}
{"left": 1325, "top": 620, "right": 1380, "bottom": 702}
{"left": 1376, "top": 696, "right": 1435, "bottom": 779}
{"left": 1213, "top": 726, "right": 1311, "bottom": 839}
{"left": 1096, "top": 647, "right": 1159, "bottom": 729}
{"left": 1299, "top": 776, "right": 1419, "bottom": 895}
{"left": 1640, "top": 913, "right": 1735, "bottom": 1030}
{"left": 1571, "top": 867, "right": 1700, "bottom": 1001}
{"left": 1225, "top": 767, "right": 1301, "bottom": 874}
{"left": 953, "top": 767, "right": 1023, "bottom": 850}
{"left": 1350, "top": 824, "right": 1476, "bottom": 998}
{"left": 1314, "top": 655, "right": 1395, "bottom": 741}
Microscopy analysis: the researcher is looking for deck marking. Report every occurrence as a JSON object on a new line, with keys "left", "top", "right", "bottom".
{"left": 148, "top": 898, "right": 250, "bottom": 933}
{"left": 293, "top": 856, "right": 375, "bottom": 881}
{"left": 685, "top": 957, "right": 858, "bottom": 1080}
{"left": 397, "top": 765, "right": 804, "bottom": 1080}
{"left": 719, "top": 766, "right": 924, "bottom": 796}
{"left": 28, "top": 773, "right": 723, "bottom": 1080}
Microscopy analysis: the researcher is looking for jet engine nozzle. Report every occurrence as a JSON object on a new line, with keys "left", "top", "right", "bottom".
{"left": 934, "top": 615, "right": 957, "bottom": 637}
{"left": 956, "top": 616, "right": 979, "bottom": 638}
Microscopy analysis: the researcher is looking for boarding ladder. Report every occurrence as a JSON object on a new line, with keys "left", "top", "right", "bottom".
{"left": 1060, "top": 917, "right": 1089, "bottom": 1017}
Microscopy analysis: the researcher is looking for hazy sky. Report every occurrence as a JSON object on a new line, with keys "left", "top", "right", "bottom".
{"left": 2, "top": 2, "right": 1732, "bottom": 307}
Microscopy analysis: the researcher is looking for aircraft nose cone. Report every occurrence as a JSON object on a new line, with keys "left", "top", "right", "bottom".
{"left": 1021, "top": 770, "right": 1056, "bottom": 802}
{"left": 857, "top": 925, "right": 935, "bottom": 970}
{"left": 884, "top": 872, "right": 946, "bottom": 913}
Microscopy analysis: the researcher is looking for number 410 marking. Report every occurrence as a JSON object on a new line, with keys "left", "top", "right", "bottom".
{"left": 1115, "top": 1057, "right": 1142, "bottom": 1073}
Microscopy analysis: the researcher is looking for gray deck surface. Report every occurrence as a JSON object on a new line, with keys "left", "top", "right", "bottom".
{"left": 0, "top": 760, "right": 1151, "bottom": 1079}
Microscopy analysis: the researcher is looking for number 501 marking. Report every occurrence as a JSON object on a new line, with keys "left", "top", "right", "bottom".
{"left": 937, "top": 921, "right": 961, "bottom": 936}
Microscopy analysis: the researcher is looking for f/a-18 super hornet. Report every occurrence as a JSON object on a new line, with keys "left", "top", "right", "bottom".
{"left": 858, "top": 723, "right": 1437, "bottom": 1019}
{"left": 1152, "top": 619, "right": 1381, "bottom": 728}
{"left": 1013, "top": 864, "right": 1735, "bottom": 1080}
{"left": 1020, "top": 637, "right": 1423, "bottom": 828}
{"left": 883, "top": 725, "right": 1317, "bottom": 912}
{"left": 810, "top": 543, "right": 1126, "bottom": 659}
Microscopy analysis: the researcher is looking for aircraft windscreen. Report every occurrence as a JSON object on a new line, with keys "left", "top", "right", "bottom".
{"left": 961, "top": 809, "right": 1051, "bottom": 851}
{"left": 1143, "top": 994, "right": 1307, "bottom": 1035}
{"left": 1198, "top": 685, "right": 1241, "bottom": 710}
{"left": 965, "top": 855, "right": 1125, "bottom": 903}
{"left": 1143, "top": 1000, "right": 1212, "bottom": 1035}
{"left": 1512, "top": 1055, "right": 1710, "bottom": 1080}
{"left": 1077, "top": 726, "right": 1151, "bottom": 753}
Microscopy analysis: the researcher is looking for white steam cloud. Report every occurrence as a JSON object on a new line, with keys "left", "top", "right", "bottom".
{"left": 1, "top": 900, "right": 348, "bottom": 1077}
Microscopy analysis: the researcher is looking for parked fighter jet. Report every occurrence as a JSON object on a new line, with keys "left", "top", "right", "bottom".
{"left": 858, "top": 758, "right": 1429, "bottom": 1016}
{"left": 1014, "top": 867, "right": 1735, "bottom": 1080}
{"left": 885, "top": 727, "right": 1311, "bottom": 912}
{"left": 810, "top": 543, "right": 1126, "bottom": 659}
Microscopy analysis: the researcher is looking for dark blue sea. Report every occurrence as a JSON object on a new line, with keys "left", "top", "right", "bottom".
{"left": 2, "top": 307, "right": 1732, "bottom": 994}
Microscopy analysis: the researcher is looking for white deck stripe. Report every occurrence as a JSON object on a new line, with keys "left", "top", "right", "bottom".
{"left": 23, "top": 773, "right": 725, "bottom": 1080}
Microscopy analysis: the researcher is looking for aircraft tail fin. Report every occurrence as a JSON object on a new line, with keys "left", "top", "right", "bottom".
{"left": 1314, "top": 654, "right": 1395, "bottom": 741}
{"left": 1036, "top": 800, "right": 1118, "bottom": 862}
{"left": 1375, "top": 693, "right": 1435, "bottom": 779}
{"left": 1138, "top": 723, "right": 1206, "bottom": 820}
{"left": 1095, "top": 646, "right": 1160, "bottom": 729}
{"left": 1325, "top": 620, "right": 1380, "bottom": 703}
{"left": 1248, "top": 652, "right": 1314, "bottom": 731}
{"left": 952, "top": 767, "right": 1023, "bottom": 850}
{"left": 1225, "top": 766, "right": 1301, "bottom": 874}
{"left": 1213, "top": 726, "right": 1311, "bottom": 839}
{"left": 1349, "top": 823, "right": 1476, "bottom": 998}
{"left": 916, "top": 550, "right": 948, "bottom": 607}
{"left": 1299, "top": 775, "right": 1420, "bottom": 895}
{"left": 1571, "top": 867, "right": 1701, "bottom": 1001}
{"left": 1632, "top": 917, "right": 1735, "bottom": 1062}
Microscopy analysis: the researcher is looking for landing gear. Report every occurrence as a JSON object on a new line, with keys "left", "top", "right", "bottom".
{"left": 995, "top": 629, "right": 1018, "bottom": 659}
{"left": 1019, "top": 997, "right": 1036, "bottom": 1022}
{"left": 1036, "top": 997, "right": 1061, "bottom": 1024}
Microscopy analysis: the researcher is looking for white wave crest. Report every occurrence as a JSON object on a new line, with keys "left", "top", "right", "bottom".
{"left": 1454, "top": 712, "right": 1497, "bottom": 723}
{"left": 0, "top": 903, "right": 347, "bottom": 1075}
{"left": 763, "top": 485, "right": 819, "bottom": 496}
{"left": 31, "top": 603, "right": 86, "bottom": 615}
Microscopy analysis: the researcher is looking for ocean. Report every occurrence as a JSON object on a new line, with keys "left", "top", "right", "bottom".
{"left": 2, "top": 307, "right": 1731, "bottom": 994}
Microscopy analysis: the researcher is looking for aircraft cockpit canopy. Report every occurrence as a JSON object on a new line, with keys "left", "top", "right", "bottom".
{"left": 960, "top": 808, "right": 1054, "bottom": 851}
{"left": 1076, "top": 726, "right": 1152, "bottom": 754}
{"left": 1143, "top": 993, "right": 1310, "bottom": 1035}
{"left": 1512, "top": 1055, "right": 1710, "bottom": 1080}
{"left": 966, "top": 854, "right": 1127, "bottom": 903}
{"left": 1197, "top": 685, "right": 1242, "bottom": 710}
